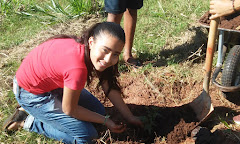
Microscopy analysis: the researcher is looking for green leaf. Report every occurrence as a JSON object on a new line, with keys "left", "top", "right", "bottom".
{"left": 219, "top": 116, "right": 230, "bottom": 129}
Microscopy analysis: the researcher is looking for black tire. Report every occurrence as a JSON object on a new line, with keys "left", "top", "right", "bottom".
{"left": 222, "top": 45, "right": 240, "bottom": 104}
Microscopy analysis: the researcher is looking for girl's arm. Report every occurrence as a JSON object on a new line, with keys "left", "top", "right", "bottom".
{"left": 210, "top": 0, "right": 240, "bottom": 20}
{"left": 62, "top": 86, "right": 126, "bottom": 133}
{"left": 62, "top": 86, "right": 104, "bottom": 123}
{"left": 102, "top": 81, "right": 143, "bottom": 127}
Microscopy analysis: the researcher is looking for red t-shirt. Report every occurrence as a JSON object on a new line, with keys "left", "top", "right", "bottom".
{"left": 16, "top": 38, "right": 87, "bottom": 95}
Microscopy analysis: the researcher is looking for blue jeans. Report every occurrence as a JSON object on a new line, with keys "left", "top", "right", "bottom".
{"left": 14, "top": 78, "right": 105, "bottom": 144}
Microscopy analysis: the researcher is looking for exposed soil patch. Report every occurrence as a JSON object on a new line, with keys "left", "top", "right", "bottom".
{"left": 87, "top": 72, "right": 240, "bottom": 144}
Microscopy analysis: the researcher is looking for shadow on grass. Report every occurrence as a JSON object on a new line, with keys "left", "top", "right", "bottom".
{"left": 138, "top": 26, "right": 208, "bottom": 67}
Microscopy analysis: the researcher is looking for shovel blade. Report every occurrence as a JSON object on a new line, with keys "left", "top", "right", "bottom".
{"left": 189, "top": 90, "right": 214, "bottom": 121}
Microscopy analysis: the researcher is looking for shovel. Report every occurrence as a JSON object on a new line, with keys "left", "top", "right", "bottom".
{"left": 189, "top": 18, "right": 220, "bottom": 122}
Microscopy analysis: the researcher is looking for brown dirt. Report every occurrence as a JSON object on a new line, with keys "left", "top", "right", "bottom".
{"left": 87, "top": 71, "right": 240, "bottom": 144}
{"left": 199, "top": 11, "right": 240, "bottom": 30}
{"left": 199, "top": 11, "right": 240, "bottom": 46}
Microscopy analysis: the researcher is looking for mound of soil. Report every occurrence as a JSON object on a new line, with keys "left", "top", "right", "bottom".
{"left": 199, "top": 11, "right": 240, "bottom": 46}
{"left": 199, "top": 11, "right": 240, "bottom": 30}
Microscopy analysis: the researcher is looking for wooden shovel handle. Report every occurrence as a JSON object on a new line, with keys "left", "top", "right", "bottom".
{"left": 203, "top": 18, "right": 220, "bottom": 92}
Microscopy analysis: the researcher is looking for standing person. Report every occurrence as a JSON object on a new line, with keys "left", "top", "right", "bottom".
{"left": 209, "top": 0, "right": 240, "bottom": 124}
{"left": 3, "top": 22, "right": 143, "bottom": 144}
{"left": 105, "top": 0, "right": 143, "bottom": 67}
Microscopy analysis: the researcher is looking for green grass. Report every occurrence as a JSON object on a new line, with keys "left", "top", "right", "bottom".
{"left": 135, "top": 0, "right": 209, "bottom": 61}
{"left": 0, "top": 0, "right": 104, "bottom": 50}
{"left": 1, "top": 0, "right": 46, "bottom": 49}
{"left": 0, "top": 0, "right": 210, "bottom": 143}
{"left": 0, "top": 16, "right": 45, "bottom": 50}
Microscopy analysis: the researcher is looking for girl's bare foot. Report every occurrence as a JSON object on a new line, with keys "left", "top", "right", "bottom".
{"left": 3, "top": 107, "right": 28, "bottom": 132}
{"left": 7, "top": 120, "right": 25, "bottom": 130}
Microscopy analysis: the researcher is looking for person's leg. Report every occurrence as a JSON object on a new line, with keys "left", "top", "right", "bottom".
{"left": 105, "top": 0, "right": 142, "bottom": 66}
{"left": 123, "top": 0, "right": 143, "bottom": 66}
{"left": 107, "top": 13, "right": 123, "bottom": 24}
{"left": 105, "top": 0, "right": 125, "bottom": 24}
{"left": 15, "top": 87, "right": 105, "bottom": 144}
{"left": 23, "top": 112, "right": 98, "bottom": 143}
{"left": 24, "top": 115, "right": 74, "bottom": 143}
{"left": 77, "top": 89, "right": 105, "bottom": 115}
{"left": 123, "top": 8, "right": 137, "bottom": 62}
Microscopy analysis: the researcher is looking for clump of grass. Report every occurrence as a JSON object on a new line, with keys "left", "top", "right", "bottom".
{"left": 17, "top": 0, "right": 103, "bottom": 23}
{"left": 0, "top": 0, "right": 13, "bottom": 16}
{"left": 70, "top": 0, "right": 103, "bottom": 15}
{"left": 219, "top": 116, "right": 231, "bottom": 129}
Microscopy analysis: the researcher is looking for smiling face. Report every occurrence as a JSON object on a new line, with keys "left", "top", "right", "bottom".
{"left": 89, "top": 32, "right": 124, "bottom": 72}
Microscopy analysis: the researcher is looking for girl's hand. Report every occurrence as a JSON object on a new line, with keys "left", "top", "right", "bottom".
{"left": 210, "top": 0, "right": 234, "bottom": 20}
{"left": 105, "top": 118, "right": 126, "bottom": 133}
{"left": 127, "top": 116, "right": 144, "bottom": 128}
